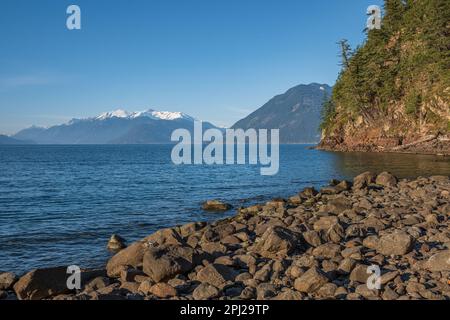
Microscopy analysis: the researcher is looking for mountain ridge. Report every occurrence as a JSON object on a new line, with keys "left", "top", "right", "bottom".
{"left": 0, "top": 135, "right": 35, "bottom": 145}
{"left": 232, "top": 83, "right": 332, "bottom": 143}
{"left": 13, "top": 109, "right": 218, "bottom": 145}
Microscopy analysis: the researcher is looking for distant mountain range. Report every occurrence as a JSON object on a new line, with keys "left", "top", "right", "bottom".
{"left": 232, "top": 83, "right": 332, "bottom": 143}
{"left": 2, "top": 83, "right": 331, "bottom": 145}
{"left": 0, "top": 135, "right": 35, "bottom": 145}
{"left": 10, "top": 109, "right": 219, "bottom": 144}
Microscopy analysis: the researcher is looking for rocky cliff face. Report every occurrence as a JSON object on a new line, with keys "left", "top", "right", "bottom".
{"left": 319, "top": 0, "right": 450, "bottom": 155}
{"left": 319, "top": 95, "right": 450, "bottom": 155}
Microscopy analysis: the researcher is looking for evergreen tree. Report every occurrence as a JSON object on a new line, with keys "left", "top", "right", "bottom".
{"left": 383, "top": 0, "right": 406, "bottom": 33}
{"left": 320, "top": 0, "right": 449, "bottom": 133}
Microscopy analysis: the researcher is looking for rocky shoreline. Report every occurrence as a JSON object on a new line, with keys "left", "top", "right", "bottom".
{"left": 1, "top": 172, "right": 449, "bottom": 300}
{"left": 317, "top": 133, "right": 450, "bottom": 156}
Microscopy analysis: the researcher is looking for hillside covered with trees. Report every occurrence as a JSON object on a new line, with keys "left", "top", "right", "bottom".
{"left": 319, "top": 0, "right": 450, "bottom": 155}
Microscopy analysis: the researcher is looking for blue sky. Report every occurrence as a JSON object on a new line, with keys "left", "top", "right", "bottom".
{"left": 0, "top": 0, "right": 383, "bottom": 134}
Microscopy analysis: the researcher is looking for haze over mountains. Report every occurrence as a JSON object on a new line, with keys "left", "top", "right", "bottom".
{"left": 233, "top": 83, "right": 332, "bottom": 143}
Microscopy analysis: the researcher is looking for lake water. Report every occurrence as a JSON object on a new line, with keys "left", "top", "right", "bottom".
{"left": 0, "top": 145, "right": 449, "bottom": 274}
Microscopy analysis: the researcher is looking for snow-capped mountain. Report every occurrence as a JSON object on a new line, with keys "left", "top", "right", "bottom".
{"left": 95, "top": 109, "right": 196, "bottom": 122}
{"left": 13, "top": 109, "right": 218, "bottom": 144}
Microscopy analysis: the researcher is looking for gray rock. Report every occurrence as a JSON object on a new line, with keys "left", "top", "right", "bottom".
{"left": 149, "top": 283, "right": 177, "bottom": 298}
{"left": 193, "top": 283, "right": 220, "bottom": 300}
{"left": 202, "top": 200, "right": 232, "bottom": 212}
{"left": 13, "top": 267, "right": 70, "bottom": 300}
{"left": 353, "top": 172, "right": 376, "bottom": 190}
{"left": 338, "top": 258, "right": 357, "bottom": 274}
{"left": 349, "top": 264, "right": 371, "bottom": 283}
{"left": 239, "top": 286, "right": 256, "bottom": 299}
{"left": 84, "top": 276, "right": 111, "bottom": 293}
{"left": 107, "top": 234, "right": 127, "bottom": 251}
{"left": 375, "top": 172, "right": 398, "bottom": 187}
{"left": 355, "top": 284, "right": 379, "bottom": 299}
{"left": 316, "top": 283, "right": 338, "bottom": 298}
{"left": 273, "top": 289, "right": 303, "bottom": 300}
{"left": 302, "top": 230, "right": 322, "bottom": 247}
{"left": 294, "top": 267, "right": 329, "bottom": 293}
{"left": 0, "top": 272, "right": 18, "bottom": 290}
{"left": 256, "top": 283, "right": 277, "bottom": 300}
{"left": 252, "top": 226, "right": 303, "bottom": 259}
{"left": 106, "top": 242, "right": 146, "bottom": 277}
{"left": 196, "top": 264, "right": 239, "bottom": 288}
{"left": 424, "top": 250, "right": 450, "bottom": 272}
{"left": 312, "top": 243, "right": 342, "bottom": 259}
{"left": 376, "top": 231, "right": 414, "bottom": 256}
{"left": 143, "top": 245, "right": 203, "bottom": 282}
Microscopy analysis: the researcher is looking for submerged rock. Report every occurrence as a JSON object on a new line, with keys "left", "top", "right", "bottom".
{"left": 202, "top": 200, "right": 233, "bottom": 212}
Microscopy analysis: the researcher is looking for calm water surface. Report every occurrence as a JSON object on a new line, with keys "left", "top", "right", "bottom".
{"left": 0, "top": 145, "right": 449, "bottom": 273}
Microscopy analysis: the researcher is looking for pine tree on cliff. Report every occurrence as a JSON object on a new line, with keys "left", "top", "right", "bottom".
{"left": 320, "top": 0, "right": 450, "bottom": 150}
{"left": 383, "top": 0, "right": 406, "bottom": 33}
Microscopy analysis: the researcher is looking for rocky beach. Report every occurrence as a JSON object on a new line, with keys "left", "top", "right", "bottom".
{"left": 1, "top": 172, "right": 449, "bottom": 301}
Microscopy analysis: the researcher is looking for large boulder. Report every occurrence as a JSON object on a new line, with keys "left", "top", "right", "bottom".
{"left": 424, "top": 250, "right": 450, "bottom": 272}
{"left": 375, "top": 172, "right": 398, "bottom": 187}
{"left": 143, "top": 245, "right": 203, "bottom": 282}
{"left": 13, "top": 267, "right": 70, "bottom": 300}
{"left": 196, "top": 264, "right": 239, "bottom": 288}
{"left": 312, "top": 243, "right": 342, "bottom": 259}
{"left": 192, "top": 283, "right": 220, "bottom": 300}
{"left": 106, "top": 242, "right": 145, "bottom": 277}
{"left": 322, "top": 197, "right": 352, "bottom": 214}
{"left": 349, "top": 264, "right": 371, "bottom": 283}
{"left": 302, "top": 230, "right": 322, "bottom": 247}
{"left": 252, "top": 226, "right": 303, "bottom": 259}
{"left": 106, "top": 228, "right": 185, "bottom": 277}
{"left": 143, "top": 227, "right": 185, "bottom": 246}
{"left": 353, "top": 172, "right": 376, "bottom": 190}
{"left": 150, "top": 283, "right": 177, "bottom": 298}
{"left": 294, "top": 267, "right": 329, "bottom": 293}
{"left": 313, "top": 216, "right": 339, "bottom": 231}
{"left": 376, "top": 231, "right": 414, "bottom": 256}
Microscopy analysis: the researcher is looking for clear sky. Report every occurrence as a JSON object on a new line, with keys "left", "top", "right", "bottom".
{"left": 0, "top": 0, "right": 383, "bottom": 134}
